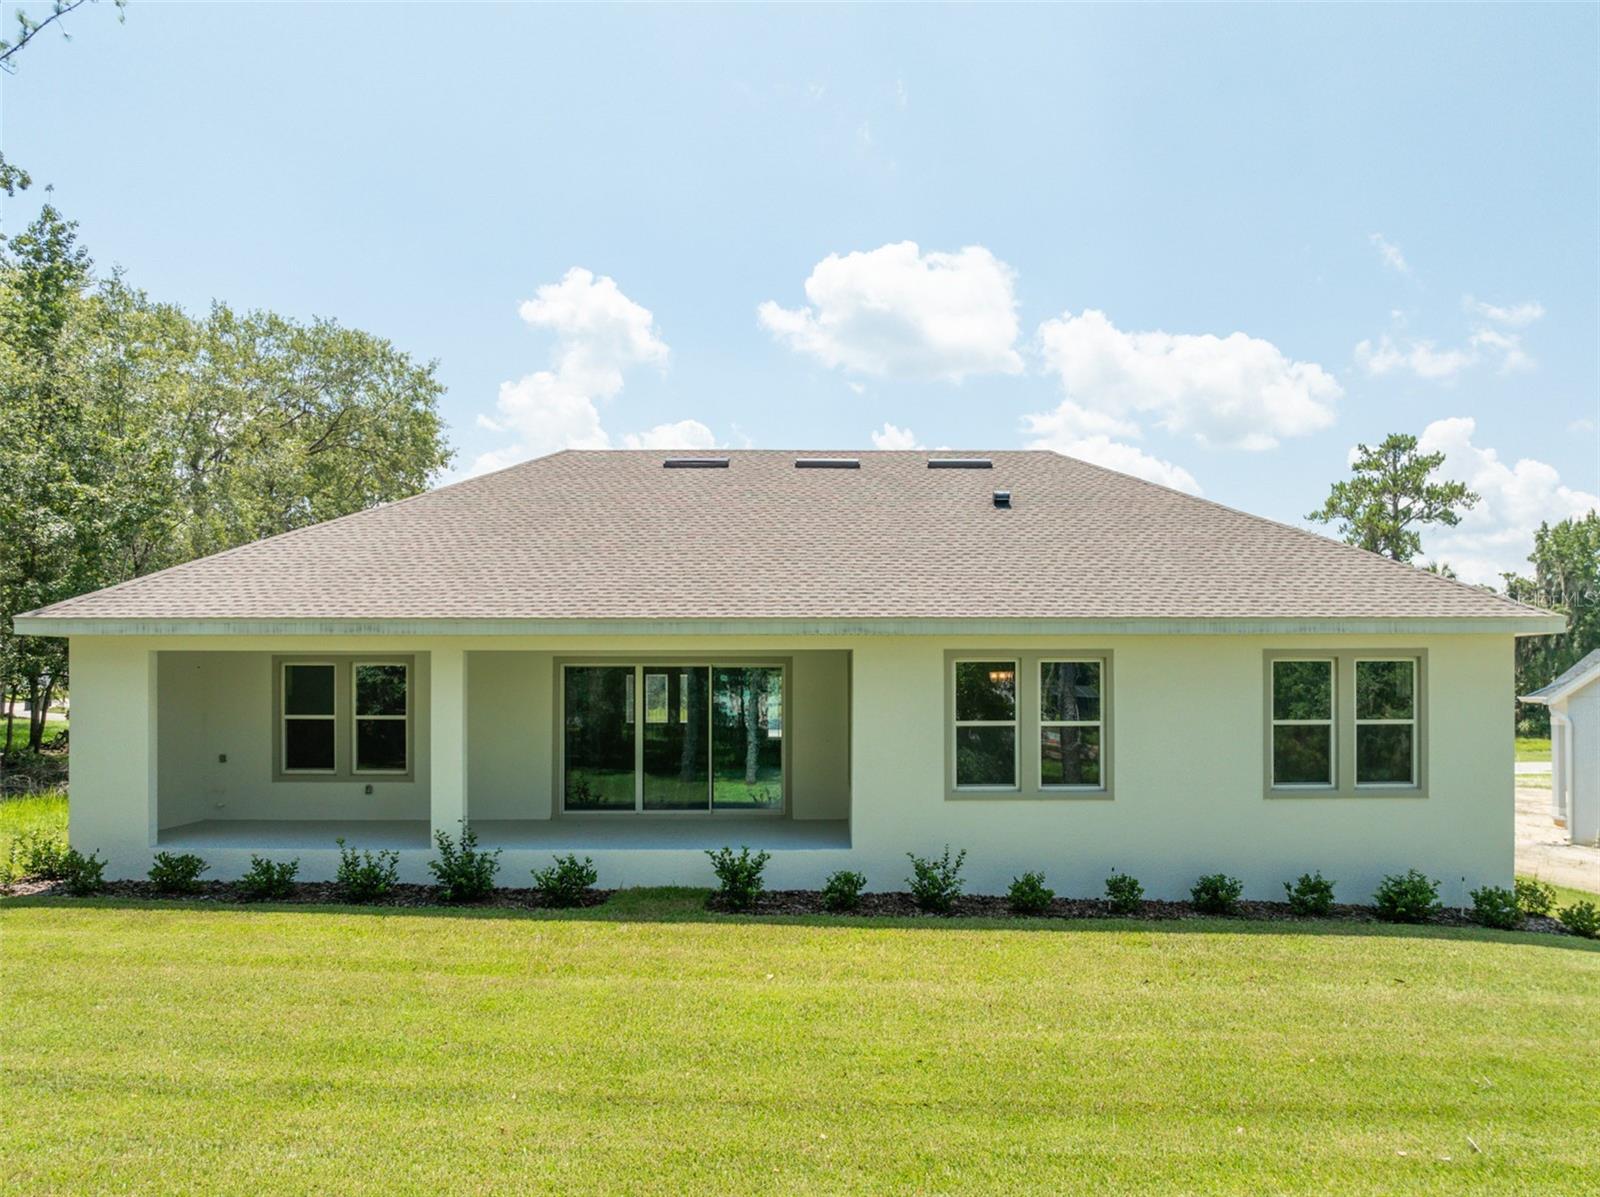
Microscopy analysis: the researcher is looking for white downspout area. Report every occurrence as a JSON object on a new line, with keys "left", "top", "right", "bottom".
{"left": 1551, "top": 708, "right": 1573, "bottom": 836}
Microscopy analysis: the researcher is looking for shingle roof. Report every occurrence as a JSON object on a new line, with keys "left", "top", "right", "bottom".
{"left": 18, "top": 450, "right": 1559, "bottom": 629}
{"left": 1521, "top": 649, "right": 1600, "bottom": 703}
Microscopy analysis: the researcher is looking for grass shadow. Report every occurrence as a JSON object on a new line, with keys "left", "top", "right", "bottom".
{"left": 6, "top": 886, "right": 1599, "bottom": 953}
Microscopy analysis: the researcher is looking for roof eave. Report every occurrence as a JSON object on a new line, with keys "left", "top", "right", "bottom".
{"left": 13, "top": 613, "right": 1571, "bottom": 638}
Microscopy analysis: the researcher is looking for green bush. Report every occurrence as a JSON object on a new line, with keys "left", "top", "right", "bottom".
{"left": 1105, "top": 870, "right": 1144, "bottom": 915}
{"left": 148, "top": 851, "right": 209, "bottom": 895}
{"left": 7, "top": 829, "right": 69, "bottom": 882}
{"left": 1284, "top": 871, "right": 1336, "bottom": 917}
{"left": 1191, "top": 873, "right": 1244, "bottom": 915}
{"left": 59, "top": 849, "right": 106, "bottom": 896}
{"left": 820, "top": 869, "right": 867, "bottom": 913}
{"left": 532, "top": 854, "right": 598, "bottom": 907}
{"left": 1007, "top": 870, "right": 1055, "bottom": 916}
{"left": 237, "top": 856, "right": 299, "bottom": 901}
{"left": 1470, "top": 885, "right": 1521, "bottom": 930}
{"left": 1514, "top": 878, "right": 1557, "bottom": 918}
{"left": 1373, "top": 869, "right": 1441, "bottom": 923}
{"left": 1559, "top": 900, "right": 1600, "bottom": 939}
{"left": 906, "top": 846, "right": 966, "bottom": 913}
{"left": 335, "top": 838, "right": 400, "bottom": 903}
{"left": 706, "top": 846, "right": 770, "bottom": 912}
{"left": 427, "top": 822, "right": 501, "bottom": 903}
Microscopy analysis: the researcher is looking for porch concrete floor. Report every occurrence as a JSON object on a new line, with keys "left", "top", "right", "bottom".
{"left": 157, "top": 817, "right": 850, "bottom": 852}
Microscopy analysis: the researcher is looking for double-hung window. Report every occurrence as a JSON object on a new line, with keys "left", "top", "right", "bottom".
{"left": 1039, "top": 660, "right": 1103, "bottom": 789}
{"left": 1270, "top": 659, "right": 1335, "bottom": 787}
{"left": 282, "top": 663, "right": 337, "bottom": 773}
{"left": 354, "top": 663, "right": 409, "bottom": 774}
{"left": 276, "top": 657, "right": 412, "bottom": 780}
{"left": 952, "top": 660, "right": 1018, "bottom": 789}
{"left": 1355, "top": 659, "right": 1416, "bottom": 786}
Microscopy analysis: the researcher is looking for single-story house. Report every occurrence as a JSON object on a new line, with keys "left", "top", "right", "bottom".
{"left": 16, "top": 450, "right": 1563, "bottom": 899}
{"left": 1520, "top": 649, "right": 1600, "bottom": 847}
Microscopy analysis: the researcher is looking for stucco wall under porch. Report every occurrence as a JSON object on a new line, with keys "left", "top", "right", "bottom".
{"left": 138, "top": 645, "right": 852, "bottom": 879}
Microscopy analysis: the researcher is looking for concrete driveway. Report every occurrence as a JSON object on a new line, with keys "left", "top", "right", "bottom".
{"left": 1517, "top": 786, "right": 1600, "bottom": 895}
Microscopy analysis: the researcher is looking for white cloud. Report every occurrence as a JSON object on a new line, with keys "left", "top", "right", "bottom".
{"left": 1356, "top": 293, "right": 1544, "bottom": 381}
{"left": 1464, "top": 296, "right": 1545, "bottom": 328}
{"left": 1369, "top": 233, "right": 1411, "bottom": 275}
{"left": 1415, "top": 416, "right": 1600, "bottom": 584}
{"left": 1033, "top": 309, "right": 1340, "bottom": 450}
{"left": 870, "top": 422, "right": 921, "bottom": 450}
{"left": 1569, "top": 417, "right": 1597, "bottom": 434}
{"left": 462, "top": 268, "right": 712, "bottom": 477}
{"left": 1354, "top": 336, "right": 1477, "bottom": 381}
{"left": 1022, "top": 398, "right": 1201, "bottom": 493}
{"left": 620, "top": 420, "right": 717, "bottom": 451}
{"left": 758, "top": 241, "right": 1023, "bottom": 382}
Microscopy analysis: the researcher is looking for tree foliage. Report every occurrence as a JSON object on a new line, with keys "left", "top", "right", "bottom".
{"left": 1504, "top": 512, "right": 1600, "bottom": 734}
{"left": 1307, "top": 433, "right": 1478, "bottom": 563}
{"left": 0, "top": 205, "right": 452, "bottom": 758}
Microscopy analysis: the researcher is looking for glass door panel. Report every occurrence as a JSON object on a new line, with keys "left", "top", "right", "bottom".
{"left": 712, "top": 667, "right": 783, "bottom": 809}
{"left": 643, "top": 667, "right": 710, "bottom": 810}
{"left": 563, "top": 666, "right": 636, "bottom": 810}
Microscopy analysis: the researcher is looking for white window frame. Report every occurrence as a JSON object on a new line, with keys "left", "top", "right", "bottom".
{"left": 1354, "top": 657, "right": 1418, "bottom": 789}
{"left": 1039, "top": 658, "right": 1106, "bottom": 792}
{"left": 951, "top": 657, "right": 1020, "bottom": 792}
{"left": 281, "top": 661, "right": 337, "bottom": 775}
{"left": 1270, "top": 657, "right": 1336, "bottom": 789}
{"left": 352, "top": 661, "right": 410, "bottom": 775}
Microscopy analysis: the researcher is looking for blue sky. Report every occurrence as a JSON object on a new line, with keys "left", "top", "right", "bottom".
{"left": 5, "top": 2, "right": 1596, "bottom": 583}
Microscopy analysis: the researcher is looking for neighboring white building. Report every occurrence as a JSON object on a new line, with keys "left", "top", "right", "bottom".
{"left": 1521, "top": 650, "right": 1600, "bottom": 847}
{"left": 16, "top": 450, "right": 1564, "bottom": 899}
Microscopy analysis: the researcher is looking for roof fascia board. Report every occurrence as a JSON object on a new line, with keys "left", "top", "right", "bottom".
{"left": 15, "top": 614, "right": 1569, "bottom": 638}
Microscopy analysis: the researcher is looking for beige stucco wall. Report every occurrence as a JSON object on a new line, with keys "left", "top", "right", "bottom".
{"left": 69, "top": 632, "right": 1513, "bottom": 901}
{"left": 1556, "top": 685, "right": 1600, "bottom": 845}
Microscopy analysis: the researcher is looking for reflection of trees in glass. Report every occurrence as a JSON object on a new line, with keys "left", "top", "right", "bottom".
{"left": 679, "top": 669, "right": 704, "bottom": 784}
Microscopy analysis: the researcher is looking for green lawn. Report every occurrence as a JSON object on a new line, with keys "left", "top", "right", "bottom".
{"left": 1, "top": 714, "right": 67, "bottom": 757}
{"left": 0, "top": 789, "right": 68, "bottom": 865}
{"left": 2, "top": 896, "right": 1597, "bottom": 1194}
{"left": 1516, "top": 736, "right": 1551, "bottom": 763}
{"left": 1519, "top": 876, "right": 1600, "bottom": 910}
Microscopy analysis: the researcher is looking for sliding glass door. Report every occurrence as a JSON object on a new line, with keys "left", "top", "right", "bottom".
{"left": 563, "top": 663, "right": 783, "bottom": 813}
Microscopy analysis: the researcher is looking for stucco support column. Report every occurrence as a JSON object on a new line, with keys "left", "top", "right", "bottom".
{"left": 430, "top": 646, "right": 468, "bottom": 840}
{"left": 68, "top": 637, "right": 158, "bottom": 878}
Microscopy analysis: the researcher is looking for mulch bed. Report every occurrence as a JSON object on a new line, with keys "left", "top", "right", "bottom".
{"left": 1, "top": 878, "right": 612, "bottom": 910}
{"left": 1, "top": 878, "right": 1578, "bottom": 935}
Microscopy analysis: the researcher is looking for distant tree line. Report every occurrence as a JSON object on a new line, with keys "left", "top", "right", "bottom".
{"left": 0, "top": 204, "right": 453, "bottom": 759}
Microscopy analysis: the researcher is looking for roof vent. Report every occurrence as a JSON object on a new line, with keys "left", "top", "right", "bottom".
{"left": 794, "top": 457, "right": 860, "bottom": 470}
{"left": 662, "top": 457, "right": 729, "bottom": 469}
{"left": 927, "top": 457, "right": 992, "bottom": 469}
{"left": 993, "top": 490, "right": 1012, "bottom": 509}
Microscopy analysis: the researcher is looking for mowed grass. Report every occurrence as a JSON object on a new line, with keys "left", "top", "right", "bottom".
{"left": 3, "top": 897, "right": 1598, "bottom": 1195}
{"left": 1516, "top": 736, "right": 1551, "bottom": 763}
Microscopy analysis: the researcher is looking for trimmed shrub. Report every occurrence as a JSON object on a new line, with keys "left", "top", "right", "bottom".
{"left": 906, "top": 846, "right": 966, "bottom": 914}
{"left": 1191, "top": 873, "right": 1244, "bottom": 916}
{"left": 1514, "top": 877, "right": 1557, "bottom": 918}
{"left": 820, "top": 869, "right": 867, "bottom": 913}
{"left": 1007, "top": 871, "right": 1055, "bottom": 916}
{"left": 1470, "top": 885, "right": 1521, "bottom": 930}
{"left": 237, "top": 856, "right": 299, "bottom": 901}
{"left": 1105, "top": 870, "right": 1144, "bottom": 915}
{"left": 59, "top": 849, "right": 106, "bottom": 896}
{"left": 1559, "top": 900, "right": 1600, "bottom": 939}
{"left": 428, "top": 822, "right": 501, "bottom": 904}
{"left": 532, "top": 854, "right": 598, "bottom": 908}
{"left": 335, "top": 838, "right": 400, "bottom": 903}
{"left": 706, "top": 846, "right": 770, "bottom": 912}
{"left": 1373, "top": 869, "right": 1441, "bottom": 924}
{"left": 1284, "top": 871, "right": 1336, "bottom": 917}
{"left": 148, "top": 851, "right": 209, "bottom": 895}
{"left": 10, "top": 829, "right": 69, "bottom": 881}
